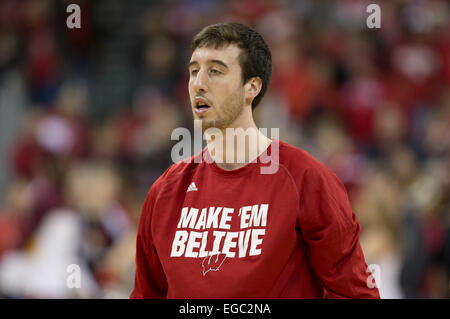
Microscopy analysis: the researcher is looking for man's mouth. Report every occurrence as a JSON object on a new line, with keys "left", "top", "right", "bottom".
{"left": 194, "top": 98, "right": 212, "bottom": 114}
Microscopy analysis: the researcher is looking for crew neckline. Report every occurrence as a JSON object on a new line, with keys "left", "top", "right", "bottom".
{"left": 202, "top": 138, "right": 279, "bottom": 177}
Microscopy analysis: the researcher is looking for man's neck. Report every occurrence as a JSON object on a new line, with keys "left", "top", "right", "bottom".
{"left": 205, "top": 124, "right": 272, "bottom": 171}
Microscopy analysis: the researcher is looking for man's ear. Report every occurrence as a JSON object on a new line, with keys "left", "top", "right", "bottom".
{"left": 245, "top": 77, "right": 262, "bottom": 104}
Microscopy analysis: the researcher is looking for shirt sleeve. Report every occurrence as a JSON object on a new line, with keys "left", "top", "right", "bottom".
{"left": 130, "top": 184, "right": 168, "bottom": 299}
{"left": 297, "top": 167, "right": 380, "bottom": 299}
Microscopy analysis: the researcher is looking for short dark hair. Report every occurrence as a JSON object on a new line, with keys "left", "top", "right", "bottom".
{"left": 191, "top": 22, "right": 272, "bottom": 110}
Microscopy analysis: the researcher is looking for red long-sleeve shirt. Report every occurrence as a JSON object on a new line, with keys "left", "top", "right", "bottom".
{"left": 130, "top": 139, "right": 380, "bottom": 298}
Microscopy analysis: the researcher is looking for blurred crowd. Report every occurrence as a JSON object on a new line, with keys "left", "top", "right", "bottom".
{"left": 0, "top": 0, "right": 449, "bottom": 298}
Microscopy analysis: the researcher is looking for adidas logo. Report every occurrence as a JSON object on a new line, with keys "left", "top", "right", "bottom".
{"left": 187, "top": 182, "right": 198, "bottom": 192}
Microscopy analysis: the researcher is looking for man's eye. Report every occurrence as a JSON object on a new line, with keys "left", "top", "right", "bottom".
{"left": 210, "top": 69, "right": 221, "bottom": 75}
{"left": 190, "top": 69, "right": 198, "bottom": 75}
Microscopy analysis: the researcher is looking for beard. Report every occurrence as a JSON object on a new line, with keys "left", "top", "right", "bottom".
{"left": 197, "top": 87, "right": 245, "bottom": 131}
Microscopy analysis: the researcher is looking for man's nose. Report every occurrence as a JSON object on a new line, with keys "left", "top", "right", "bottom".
{"left": 192, "top": 70, "right": 208, "bottom": 93}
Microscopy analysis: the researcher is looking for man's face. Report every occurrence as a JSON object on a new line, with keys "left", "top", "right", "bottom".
{"left": 188, "top": 44, "right": 246, "bottom": 130}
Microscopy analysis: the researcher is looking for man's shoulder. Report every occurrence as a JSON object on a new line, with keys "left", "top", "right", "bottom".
{"left": 148, "top": 151, "right": 203, "bottom": 194}
{"left": 277, "top": 140, "right": 330, "bottom": 175}
{"left": 277, "top": 140, "right": 344, "bottom": 192}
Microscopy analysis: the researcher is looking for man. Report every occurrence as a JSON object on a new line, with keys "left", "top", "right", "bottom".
{"left": 130, "top": 22, "right": 380, "bottom": 299}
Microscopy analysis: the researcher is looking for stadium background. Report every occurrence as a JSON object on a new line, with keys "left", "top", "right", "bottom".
{"left": 0, "top": 0, "right": 449, "bottom": 298}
